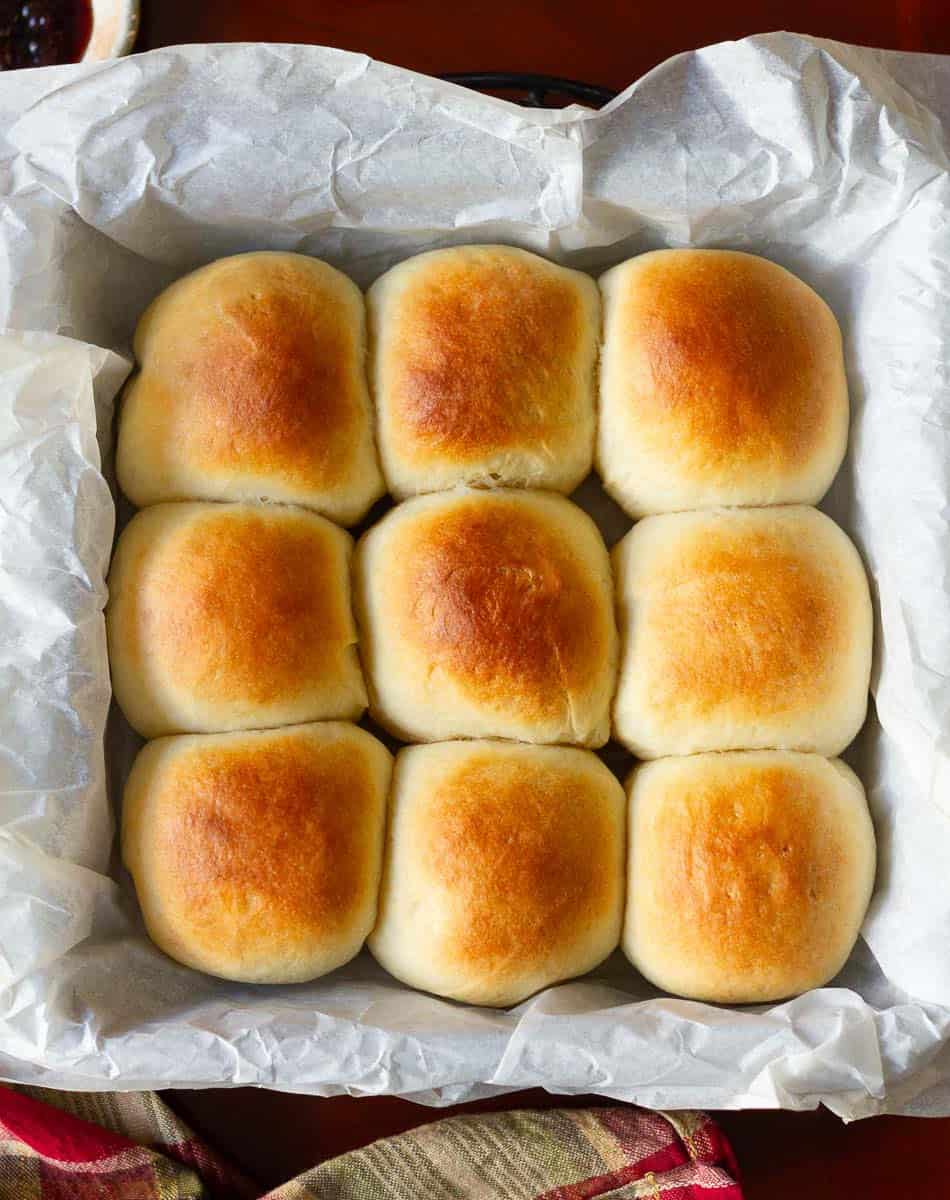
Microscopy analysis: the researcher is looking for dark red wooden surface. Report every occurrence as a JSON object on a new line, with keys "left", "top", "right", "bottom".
{"left": 139, "top": 0, "right": 950, "bottom": 93}
{"left": 141, "top": 2, "right": 950, "bottom": 1194}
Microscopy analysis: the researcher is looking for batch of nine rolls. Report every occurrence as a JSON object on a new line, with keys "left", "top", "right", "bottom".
{"left": 107, "top": 245, "right": 875, "bottom": 1007}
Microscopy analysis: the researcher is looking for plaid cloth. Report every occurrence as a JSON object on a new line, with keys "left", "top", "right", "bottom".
{"left": 0, "top": 1084, "right": 744, "bottom": 1199}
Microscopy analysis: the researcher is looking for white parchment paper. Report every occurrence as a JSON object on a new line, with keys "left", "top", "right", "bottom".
{"left": 0, "top": 32, "right": 949, "bottom": 1118}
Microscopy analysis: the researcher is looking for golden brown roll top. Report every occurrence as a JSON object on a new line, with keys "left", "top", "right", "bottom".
{"left": 122, "top": 723, "right": 392, "bottom": 984}
{"left": 354, "top": 488, "right": 618, "bottom": 746}
{"left": 368, "top": 245, "right": 600, "bottom": 497}
{"left": 369, "top": 740, "right": 626, "bottom": 1006}
{"left": 612, "top": 505, "right": 872, "bottom": 758}
{"left": 116, "top": 252, "right": 384, "bottom": 525}
{"left": 106, "top": 501, "right": 367, "bottom": 737}
{"left": 598, "top": 249, "right": 849, "bottom": 516}
{"left": 623, "top": 751, "right": 876, "bottom": 1003}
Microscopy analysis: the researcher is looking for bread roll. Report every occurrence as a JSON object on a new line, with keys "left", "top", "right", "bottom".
{"left": 355, "top": 488, "right": 617, "bottom": 746}
{"left": 122, "top": 723, "right": 392, "bottom": 984}
{"left": 117, "top": 252, "right": 384, "bottom": 525}
{"left": 369, "top": 740, "right": 625, "bottom": 1006}
{"left": 623, "top": 751, "right": 876, "bottom": 1003}
{"left": 107, "top": 502, "right": 366, "bottom": 737}
{"left": 598, "top": 249, "right": 849, "bottom": 516}
{"left": 368, "top": 245, "right": 599, "bottom": 497}
{"left": 612, "top": 505, "right": 872, "bottom": 758}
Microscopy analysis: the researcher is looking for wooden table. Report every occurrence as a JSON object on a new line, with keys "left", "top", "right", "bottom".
{"left": 137, "top": 2, "right": 950, "bottom": 1194}
{"left": 140, "top": 0, "right": 950, "bottom": 93}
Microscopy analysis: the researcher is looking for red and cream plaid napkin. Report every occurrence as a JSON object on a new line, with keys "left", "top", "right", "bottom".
{"left": 0, "top": 1084, "right": 743, "bottom": 1198}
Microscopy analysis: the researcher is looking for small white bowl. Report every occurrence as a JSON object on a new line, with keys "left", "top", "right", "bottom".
{"left": 83, "top": 0, "right": 139, "bottom": 62}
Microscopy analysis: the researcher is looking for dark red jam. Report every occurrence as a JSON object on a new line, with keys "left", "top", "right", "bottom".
{"left": 1, "top": 0, "right": 93, "bottom": 69}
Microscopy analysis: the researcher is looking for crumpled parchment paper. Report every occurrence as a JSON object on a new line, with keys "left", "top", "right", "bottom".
{"left": 0, "top": 32, "right": 949, "bottom": 1118}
